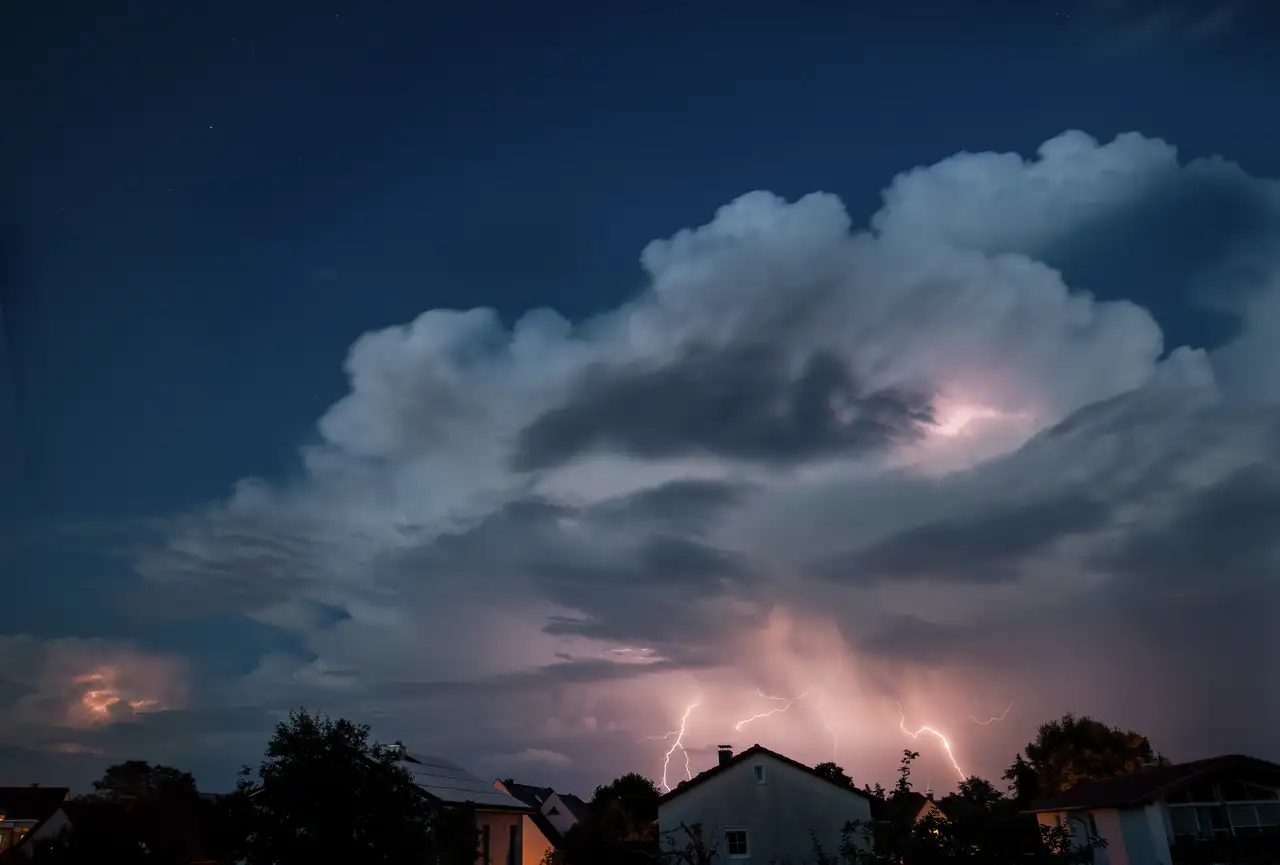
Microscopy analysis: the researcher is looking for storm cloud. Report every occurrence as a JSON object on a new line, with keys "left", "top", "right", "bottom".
{"left": 9, "top": 129, "right": 1280, "bottom": 795}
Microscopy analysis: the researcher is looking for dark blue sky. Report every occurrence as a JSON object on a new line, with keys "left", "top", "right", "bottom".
{"left": 5, "top": 0, "right": 1278, "bottom": 523}
{"left": 3, "top": 0, "right": 1279, "bottom": 792}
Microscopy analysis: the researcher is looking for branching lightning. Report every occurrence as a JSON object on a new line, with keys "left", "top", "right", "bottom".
{"left": 734, "top": 689, "right": 813, "bottom": 731}
{"left": 896, "top": 699, "right": 1014, "bottom": 784}
{"left": 897, "top": 702, "right": 966, "bottom": 781}
{"left": 734, "top": 688, "right": 838, "bottom": 762}
{"left": 643, "top": 702, "right": 699, "bottom": 793}
{"left": 966, "top": 701, "right": 1014, "bottom": 725}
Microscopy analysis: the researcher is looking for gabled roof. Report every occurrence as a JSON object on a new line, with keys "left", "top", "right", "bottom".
{"left": 396, "top": 752, "right": 530, "bottom": 812}
{"left": 501, "top": 781, "right": 556, "bottom": 809}
{"left": 1026, "top": 754, "right": 1280, "bottom": 813}
{"left": 555, "top": 791, "right": 590, "bottom": 822}
{"left": 0, "top": 787, "right": 70, "bottom": 821}
{"left": 657, "top": 744, "right": 875, "bottom": 805}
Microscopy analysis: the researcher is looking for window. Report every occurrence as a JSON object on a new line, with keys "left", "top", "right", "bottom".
{"left": 753, "top": 764, "right": 766, "bottom": 784}
{"left": 547, "top": 806, "right": 559, "bottom": 815}
{"left": 725, "top": 829, "right": 749, "bottom": 858}
{"left": 482, "top": 824, "right": 491, "bottom": 865}
{"left": 1086, "top": 814, "right": 1097, "bottom": 837}
{"left": 1254, "top": 803, "right": 1280, "bottom": 826}
{"left": 1169, "top": 805, "right": 1199, "bottom": 839}
{"left": 1196, "top": 805, "right": 1231, "bottom": 839}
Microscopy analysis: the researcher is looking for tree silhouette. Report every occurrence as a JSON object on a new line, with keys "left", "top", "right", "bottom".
{"left": 78, "top": 761, "right": 206, "bottom": 862}
{"left": 559, "top": 773, "right": 661, "bottom": 865}
{"left": 1007, "top": 712, "right": 1164, "bottom": 802}
{"left": 235, "top": 709, "right": 440, "bottom": 865}
{"left": 814, "top": 761, "right": 854, "bottom": 787}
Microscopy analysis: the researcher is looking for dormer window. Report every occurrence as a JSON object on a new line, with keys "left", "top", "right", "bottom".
{"left": 548, "top": 807, "right": 559, "bottom": 815}
{"left": 754, "top": 764, "right": 766, "bottom": 784}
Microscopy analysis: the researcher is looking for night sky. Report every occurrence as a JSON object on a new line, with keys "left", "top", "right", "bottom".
{"left": 2, "top": 0, "right": 1279, "bottom": 796}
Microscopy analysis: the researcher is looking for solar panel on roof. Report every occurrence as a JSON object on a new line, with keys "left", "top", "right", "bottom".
{"left": 397, "top": 751, "right": 529, "bottom": 809}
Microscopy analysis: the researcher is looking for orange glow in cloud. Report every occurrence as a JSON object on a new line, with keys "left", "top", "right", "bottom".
{"left": 71, "top": 666, "right": 165, "bottom": 727}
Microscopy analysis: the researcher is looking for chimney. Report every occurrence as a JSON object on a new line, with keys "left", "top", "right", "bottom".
{"left": 717, "top": 745, "right": 733, "bottom": 767}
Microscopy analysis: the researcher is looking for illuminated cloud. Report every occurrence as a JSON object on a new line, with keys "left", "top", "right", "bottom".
{"left": 0, "top": 636, "right": 186, "bottom": 732}
{"left": 106, "top": 130, "right": 1280, "bottom": 792}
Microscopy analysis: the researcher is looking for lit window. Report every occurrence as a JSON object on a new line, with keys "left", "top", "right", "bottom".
{"left": 754, "top": 765, "right": 766, "bottom": 784}
{"left": 725, "top": 829, "right": 749, "bottom": 857}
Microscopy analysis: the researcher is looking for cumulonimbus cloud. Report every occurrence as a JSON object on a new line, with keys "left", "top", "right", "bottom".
{"left": 101, "top": 129, "right": 1280, "bottom": 791}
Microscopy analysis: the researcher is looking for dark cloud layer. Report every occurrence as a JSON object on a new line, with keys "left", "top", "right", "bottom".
{"left": 813, "top": 493, "right": 1114, "bottom": 586}
{"left": 512, "top": 343, "right": 934, "bottom": 471}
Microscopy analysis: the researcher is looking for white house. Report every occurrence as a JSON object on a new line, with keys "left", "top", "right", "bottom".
{"left": 1026, "top": 754, "right": 1280, "bottom": 865}
{"left": 492, "top": 780, "right": 590, "bottom": 865}
{"left": 395, "top": 750, "right": 532, "bottom": 865}
{"left": 658, "top": 744, "right": 875, "bottom": 864}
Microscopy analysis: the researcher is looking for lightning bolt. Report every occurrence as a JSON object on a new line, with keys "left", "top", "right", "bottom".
{"left": 817, "top": 692, "right": 838, "bottom": 762}
{"left": 735, "top": 688, "right": 839, "bottom": 762}
{"left": 897, "top": 702, "right": 965, "bottom": 781}
{"left": 734, "top": 689, "right": 813, "bottom": 731}
{"left": 966, "top": 700, "right": 1014, "bottom": 725}
{"left": 643, "top": 703, "right": 699, "bottom": 793}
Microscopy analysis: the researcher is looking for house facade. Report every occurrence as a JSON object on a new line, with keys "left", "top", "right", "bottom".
{"left": 0, "top": 787, "right": 70, "bottom": 854}
{"left": 395, "top": 751, "right": 532, "bottom": 865}
{"left": 492, "top": 780, "right": 588, "bottom": 865}
{"left": 658, "top": 744, "right": 875, "bottom": 865}
{"left": 1026, "top": 754, "right": 1280, "bottom": 865}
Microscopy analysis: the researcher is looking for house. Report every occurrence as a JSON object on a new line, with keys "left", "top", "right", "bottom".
{"left": 395, "top": 750, "right": 533, "bottom": 865}
{"left": 492, "top": 780, "right": 589, "bottom": 864}
{"left": 0, "top": 787, "right": 70, "bottom": 854}
{"left": 658, "top": 744, "right": 875, "bottom": 864}
{"left": 3, "top": 794, "right": 229, "bottom": 863}
{"left": 1025, "top": 754, "right": 1280, "bottom": 865}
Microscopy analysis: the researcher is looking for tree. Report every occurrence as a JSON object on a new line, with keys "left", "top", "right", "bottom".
{"left": 1008, "top": 712, "right": 1164, "bottom": 803}
{"left": 895, "top": 749, "right": 921, "bottom": 796}
{"left": 87, "top": 760, "right": 199, "bottom": 803}
{"left": 77, "top": 761, "right": 206, "bottom": 862}
{"left": 588, "top": 771, "right": 660, "bottom": 835}
{"left": 1003, "top": 753, "right": 1039, "bottom": 807}
{"left": 559, "top": 773, "right": 661, "bottom": 865}
{"left": 815, "top": 750, "right": 1105, "bottom": 865}
{"left": 814, "top": 762, "right": 854, "bottom": 787}
{"left": 236, "top": 709, "right": 442, "bottom": 865}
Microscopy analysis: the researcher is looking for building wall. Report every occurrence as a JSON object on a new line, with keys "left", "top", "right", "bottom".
{"left": 14, "top": 808, "right": 72, "bottom": 849}
{"left": 1090, "top": 808, "right": 1125, "bottom": 865}
{"left": 1115, "top": 805, "right": 1172, "bottom": 865}
{"left": 541, "top": 793, "right": 579, "bottom": 837}
{"left": 476, "top": 810, "right": 523, "bottom": 865}
{"left": 520, "top": 815, "right": 555, "bottom": 865}
{"left": 658, "top": 754, "right": 874, "bottom": 865}
{"left": 1035, "top": 806, "right": 1176, "bottom": 865}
